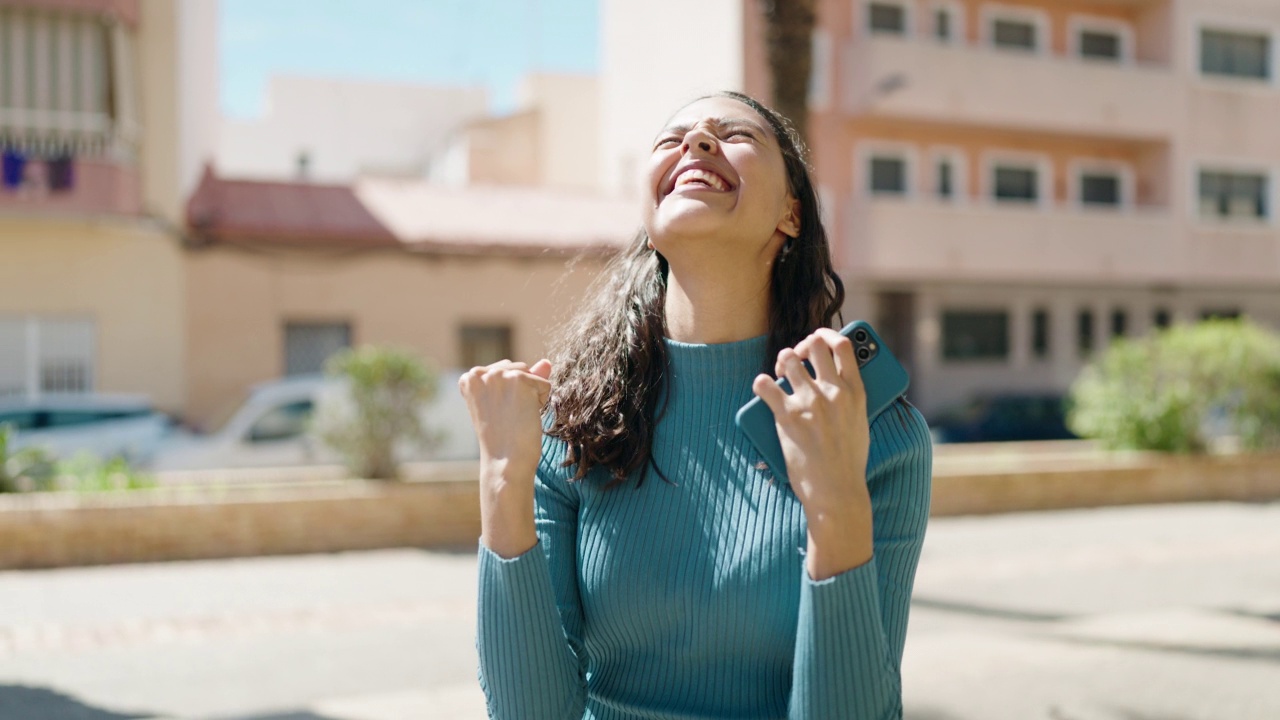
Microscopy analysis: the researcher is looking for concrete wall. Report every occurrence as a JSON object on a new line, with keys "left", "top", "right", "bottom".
{"left": 183, "top": 247, "right": 607, "bottom": 427}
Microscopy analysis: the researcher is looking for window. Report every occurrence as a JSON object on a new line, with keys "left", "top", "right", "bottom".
{"left": 461, "top": 325, "right": 513, "bottom": 368}
{"left": 1153, "top": 308, "right": 1172, "bottom": 329}
{"left": 284, "top": 322, "right": 351, "bottom": 376}
{"left": 1080, "top": 173, "right": 1121, "bottom": 206}
{"left": 1079, "top": 30, "right": 1122, "bottom": 61}
{"left": 1199, "top": 171, "right": 1268, "bottom": 220}
{"left": 935, "top": 8, "right": 952, "bottom": 41}
{"left": 868, "top": 2, "right": 907, "bottom": 35}
{"left": 942, "top": 311, "right": 1009, "bottom": 361}
{"left": 870, "top": 156, "right": 907, "bottom": 195}
{"left": 1077, "top": 309, "right": 1095, "bottom": 354}
{"left": 993, "top": 19, "right": 1037, "bottom": 51}
{"left": 0, "top": 317, "right": 95, "bottom": 397}
{"left": 247, "top": 400, "right": 313, "bottom": 443}
{"left": 1031, "top": 308, "right": 1050, "bottom": 359}
{"left": 937, "top": 159, "right": 954, "bottom": 198}
{"left": 1201, "top": 29, "right": 1270, "bottom": 80}
{"left": 993, "top": 165, "right": 1038, "bottom": 202}
{"left": 1111, "top": 309, "right": 1127, "bottom": 338}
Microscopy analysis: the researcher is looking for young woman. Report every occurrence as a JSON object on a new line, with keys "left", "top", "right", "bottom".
{"left": 459, "top": 91, "right": 932, "bottom": 719}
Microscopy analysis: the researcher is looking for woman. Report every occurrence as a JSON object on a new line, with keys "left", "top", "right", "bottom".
{"left": 459, "top": 91, "right": 932, "bottom": 719}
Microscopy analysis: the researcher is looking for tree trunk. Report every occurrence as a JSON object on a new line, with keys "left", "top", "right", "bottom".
{"left": 757, "top": 0, "right": 816, "bottom": 143}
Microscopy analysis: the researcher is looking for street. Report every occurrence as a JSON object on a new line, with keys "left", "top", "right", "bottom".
{"left": 0, "top": 501, "right": 1278, "bottom": 719}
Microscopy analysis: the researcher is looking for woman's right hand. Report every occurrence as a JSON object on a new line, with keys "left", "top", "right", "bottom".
{"left": 458, "top": 358, "right": 553, "bottom": 557}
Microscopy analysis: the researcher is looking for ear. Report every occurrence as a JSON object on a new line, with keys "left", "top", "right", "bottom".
{"left": 777, "top": 196, "right": 801, "bottom": 238}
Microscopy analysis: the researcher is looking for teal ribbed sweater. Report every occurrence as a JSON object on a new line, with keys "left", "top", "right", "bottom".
{"left": 477, "top": 333, "right": 933, "bottom": 719}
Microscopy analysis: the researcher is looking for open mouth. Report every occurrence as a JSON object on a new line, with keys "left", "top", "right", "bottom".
{"left": 667, "top": 166, "right": 734, "bottom": 196}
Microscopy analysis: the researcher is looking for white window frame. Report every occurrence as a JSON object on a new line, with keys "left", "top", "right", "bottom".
{"left": 862, "top": 0, "right": 914, "bottom": 38}
{"left": 1193, "top": 160, "right": 1277, "bottom": 227}
{"left": 1068, "top": 15, "right": 1134, "bottom": 64}
{"left": 857, "top": 141, "right": 918, "bottom": 198}
{"left": 981, "top": 4, "right": 1051, "bottom": 56}
{"left": 1192, "top": 16, "right": 1279, "bottom": 88}
{"left": 1068, "top": 158, "right": 1135, "bottom": 210}
{"left": 983, "top": 151, "right": 1052, "bottom": 208}
{"left": 928, "top": 0, "right": 965, "bottom": 45}
{"left": 929, "top": 146, "right": 968, "bottom": 202}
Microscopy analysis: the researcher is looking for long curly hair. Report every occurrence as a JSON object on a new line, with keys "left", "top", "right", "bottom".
{"left": 545, "top": 91, "right": 845, "bottom": 487}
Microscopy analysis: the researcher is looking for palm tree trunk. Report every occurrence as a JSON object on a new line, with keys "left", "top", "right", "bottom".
{"left": 757, "top": 0, "right": 816, "bottom": 142}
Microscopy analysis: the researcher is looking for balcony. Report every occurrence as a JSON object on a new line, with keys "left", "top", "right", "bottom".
{"left": 841, "top": 36, "right": 1179, "bottom": 139}
{"left": 845, "top": 197, "right": 1179, "bottom": 283}
{"left": 1186, "top": 221, "right": 1280, "bottom": 285}
{"left": 0, "top": 109, "right": 142, "bottom": 218}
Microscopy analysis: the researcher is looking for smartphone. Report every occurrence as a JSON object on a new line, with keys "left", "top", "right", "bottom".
{"left": 733, "top": 320, "right": 910, "bottom": 483}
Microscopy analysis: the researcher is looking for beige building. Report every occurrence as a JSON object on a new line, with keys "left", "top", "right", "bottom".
{"left": 602, "top": 0, "right": 1280, "bottom": 416}
{"left": 0, "top": 0, "right": 216, "bottom": 412}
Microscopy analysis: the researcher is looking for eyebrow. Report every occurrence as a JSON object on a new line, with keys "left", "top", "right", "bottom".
{"left": 655, "top": 117, "right": 770, "bottom": 141}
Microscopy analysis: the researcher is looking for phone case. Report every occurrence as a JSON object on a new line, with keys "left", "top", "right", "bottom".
{"left": 733, "top": 320, "right": 910, "bottom": 484}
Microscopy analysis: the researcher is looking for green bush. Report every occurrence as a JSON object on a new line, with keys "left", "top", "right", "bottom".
{"left": 313, "top": 345, "right": 441, "bottom": 480}
{"left": 0, "top": 424, "right": 155, "bottom": 493}
{"left": 1068, "top": 318, "right": 1280, "bottom": 453}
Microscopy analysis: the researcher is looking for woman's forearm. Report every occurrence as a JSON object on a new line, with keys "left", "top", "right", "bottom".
{"left": 479, "top": 457, "right": 539, "bottom": 558}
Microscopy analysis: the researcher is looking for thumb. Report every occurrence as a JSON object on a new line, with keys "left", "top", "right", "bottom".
{"left": 529, "top": 358, "right": 552, "bottom": 380}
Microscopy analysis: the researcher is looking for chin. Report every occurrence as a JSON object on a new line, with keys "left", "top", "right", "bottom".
{"left": 649, "top": 201, "right": 730, "bottom": 241}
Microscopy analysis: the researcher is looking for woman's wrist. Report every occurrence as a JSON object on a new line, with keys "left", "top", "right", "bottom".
{"left": 479, "top": 458, "right": 538, "bottom": 559}
{"left": 803, "top": 489, "right": 874, "bottom": 580}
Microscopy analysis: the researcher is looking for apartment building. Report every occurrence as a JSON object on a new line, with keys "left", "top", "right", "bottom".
{"left": 602, "top": 0, "right": 1280, "bottom": 416}
{"left": 0, "top": 0, "right": 216, "bottom": 412}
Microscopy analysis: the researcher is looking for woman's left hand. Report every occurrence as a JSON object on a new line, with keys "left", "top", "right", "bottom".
{"left": 751, "top": 327, "right": 874, "bottom": 578}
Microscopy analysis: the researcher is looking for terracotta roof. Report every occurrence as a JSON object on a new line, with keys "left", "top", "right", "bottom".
{"left": 354, "top": 178, "right": 636, "bottom": 255}
{"left": 186, "top": 166, "right": 399, "bottom": 249}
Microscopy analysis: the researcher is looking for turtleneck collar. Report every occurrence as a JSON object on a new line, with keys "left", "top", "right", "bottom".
{"left": 661, "top": 333, "right": 771, "bottom": 384}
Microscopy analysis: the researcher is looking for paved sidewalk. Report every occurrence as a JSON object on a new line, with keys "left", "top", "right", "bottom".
{"left": 0, "top": 501, "right": 1277, "bottom": 719}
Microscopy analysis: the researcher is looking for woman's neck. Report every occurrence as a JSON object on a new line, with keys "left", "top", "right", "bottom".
{"left": 664, "top": 265, "right": 770, "bottom": 344}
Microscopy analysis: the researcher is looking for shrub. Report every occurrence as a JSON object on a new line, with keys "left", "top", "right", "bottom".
{"left": 0, "top": 423, "right": 57, "bottom": 492}
{"left": 312, "top": 346, "right": 441, "bottom": 480}
{"left": 1068, "top": 318, "right": 1280, "bottom": 453}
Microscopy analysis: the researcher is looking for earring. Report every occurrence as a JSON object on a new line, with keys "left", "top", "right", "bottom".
{"left": 779, "top": 237, "right": 795, "bottom": 260}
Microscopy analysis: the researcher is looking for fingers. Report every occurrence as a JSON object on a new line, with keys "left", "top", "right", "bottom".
{"left": 815, "top": 328, "right": 862, "bottom": 392}
{"left": 776, "top": 348, "right": 815, "bottom": 399}
{"left": 795, "top": 333, "right": 838, "bottom": 385}
{"left": 752, "top": 373, "right": 789, "bottom": 416}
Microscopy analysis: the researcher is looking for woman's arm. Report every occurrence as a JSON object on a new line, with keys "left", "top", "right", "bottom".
{"left": 788, "top": 401, "right": 933, "bottom": 720}
{"left": 476, "top": 435, "right": 588, "bottom": 720}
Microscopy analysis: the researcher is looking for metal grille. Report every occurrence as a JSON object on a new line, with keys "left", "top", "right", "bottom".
{"left": 0, "top": 316, "right": 94, "bottom": 397}
{"left": 284, "top": 322, "right": 351, "bottom": 376}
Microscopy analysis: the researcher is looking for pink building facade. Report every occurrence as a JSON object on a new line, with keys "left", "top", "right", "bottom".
{"left": 602, "top": 0, "right": 1280, "bottom": 416}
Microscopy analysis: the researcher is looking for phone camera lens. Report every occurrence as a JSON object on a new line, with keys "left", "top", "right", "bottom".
{"left": 857, "top": 347, "right": 871, "bottom": 361}
{"left": 853, "top": 329, "right": 869, "bottom": 343}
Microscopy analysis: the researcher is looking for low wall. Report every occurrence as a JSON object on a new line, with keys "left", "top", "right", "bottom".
{"left": 1, "top": 451, "right": 1277, "bottom": 569}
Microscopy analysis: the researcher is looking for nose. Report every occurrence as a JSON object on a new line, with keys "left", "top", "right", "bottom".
{"left": 682, "top": 126, "right": 718, "bottom": 156}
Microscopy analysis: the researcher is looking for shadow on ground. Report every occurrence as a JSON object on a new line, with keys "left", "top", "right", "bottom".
{"left": 0, "top": 684, "right": 152, "bottom": 719}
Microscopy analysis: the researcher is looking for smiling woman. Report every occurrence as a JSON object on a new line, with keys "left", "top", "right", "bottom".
{"left": 460, "top": 91, "right": 933, "bottom": 719}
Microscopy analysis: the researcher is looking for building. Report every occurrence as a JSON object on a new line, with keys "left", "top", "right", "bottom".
{"left": 601, "top": 0, "right": 1280, "bottom": 416}
{"left": 217, "top": 75, "right": 489, "bottom": 183}
{"left": 0, "top": 0, "right": 217, "bottom": 413}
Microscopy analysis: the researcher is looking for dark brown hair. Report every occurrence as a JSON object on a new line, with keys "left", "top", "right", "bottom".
{"left": 545, "top": 91, "right": 845, "bottom": 486}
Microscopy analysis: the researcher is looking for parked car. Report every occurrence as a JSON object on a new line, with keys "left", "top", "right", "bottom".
{"left": 149, "top": 371, "right": 477, "bottom": 471}
{"left": 0, "top": 394, "right": 173, "bottom": 464}
{"left": 928, "top": 393, "right": 1078, "bottom": 444}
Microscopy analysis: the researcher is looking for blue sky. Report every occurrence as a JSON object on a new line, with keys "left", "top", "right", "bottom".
{"left": 219, "top": 0, "right": 599, "bottom": 118}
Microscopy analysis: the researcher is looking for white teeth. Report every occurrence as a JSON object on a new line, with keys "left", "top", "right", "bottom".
{"left": 675, "top": 168, "right": 729, "bottom": 191}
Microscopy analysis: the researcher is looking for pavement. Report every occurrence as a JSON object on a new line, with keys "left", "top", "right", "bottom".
{"left": 0, "top": 501, "right": 1278, "bottom": 719}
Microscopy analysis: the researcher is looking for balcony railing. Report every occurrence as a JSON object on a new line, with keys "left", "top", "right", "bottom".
{"left": 842, "top": 36, "right": 1180, "bottom": 138}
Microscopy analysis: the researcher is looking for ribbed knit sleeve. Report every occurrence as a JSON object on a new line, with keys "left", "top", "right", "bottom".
{"left": 788, "top": 399, "right": 933, "bottom": 720}
{"left": 476, "top": 434, "right": 588, "bottom": 719}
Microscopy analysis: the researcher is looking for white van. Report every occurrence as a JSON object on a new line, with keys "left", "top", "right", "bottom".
{"left": 149, "top": 371, "right": 477, "bottom": 471}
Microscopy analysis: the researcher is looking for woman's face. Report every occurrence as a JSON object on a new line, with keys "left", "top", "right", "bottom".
{"left": 642, "top": 96, "right": 799, "bottom": 258}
